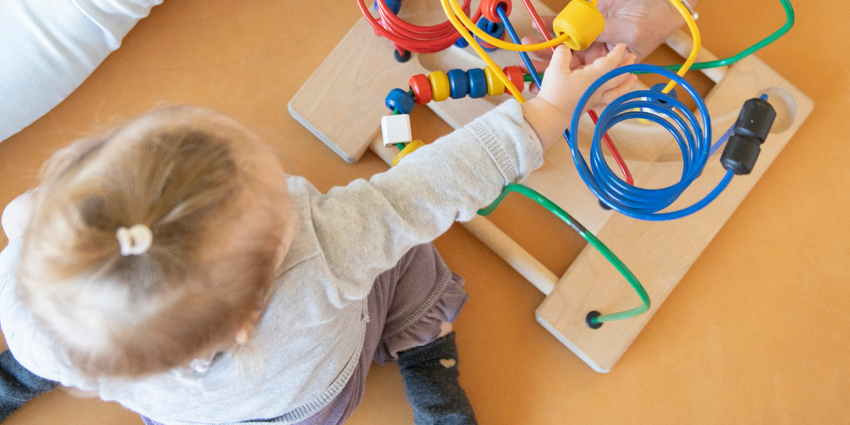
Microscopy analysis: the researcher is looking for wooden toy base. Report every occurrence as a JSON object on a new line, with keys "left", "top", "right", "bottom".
{"left": 288, "top": 1, "right": 813, "bottom": 372}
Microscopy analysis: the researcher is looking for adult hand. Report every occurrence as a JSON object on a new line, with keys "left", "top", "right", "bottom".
{"left": 519, "top": 0, "right": 695, "bottom": 90}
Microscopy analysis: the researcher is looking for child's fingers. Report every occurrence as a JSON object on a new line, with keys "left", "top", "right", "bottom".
{"left": 598, "top": 74, "right": 638, "bottom": 104}
{"left": 618, "top": 53, "right": 637, "bottom": 68}
{"left": 594, "top": 49, "right": 635, "bottom": 91}
{"left": 548, "top": 45, "right": 573, "bottom": 74}
{"left": 596, "top": 69, "right": 630, "bottom": 93}
{"left": 580, "top": 43, "right": 611, "bottom": 67}
{"left": 588, "top": 43, "right": 628, "bottom": 75}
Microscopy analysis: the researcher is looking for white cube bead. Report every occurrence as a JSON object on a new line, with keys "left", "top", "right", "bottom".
{"left": 381, "top": 114, "right": 412, "bottom": 147}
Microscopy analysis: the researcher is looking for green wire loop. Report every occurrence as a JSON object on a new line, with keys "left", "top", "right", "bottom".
{"left": 523, "top": 0, "right": 795, "bottom": 80}
{"left": 478, "top": 184, "right": 650, "bottom": 324}
{"left": 405, "top": 1, "right": 794, "bottom": 325}
{"left": 510, "top": 0, "right": 794, "bottom": 323}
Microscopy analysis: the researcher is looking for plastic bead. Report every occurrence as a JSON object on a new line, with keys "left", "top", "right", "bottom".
{"left": 447, "top": 69, "right": 469, "bottom": 99}
{"left": 408, "top": 74, "right": 432, "bottom": 105}
{"left": 481, "top": 0, "right": 512, "bottom": 23}
{"left": 484, "top": 66, "right": 505, "bottom": 96}
{"left": 477, "top": 32, "right": 506, "bottom": 52}
{"left": 392, "top": 140, "right": 426, "bottom": 166}
{"left": 552, "top": 0, "right": 605, "bottom": 50}
{"left": 454, "top": 35, "right": 469, "bottom": 48}
{"left": 385, "top": 88, "right": 415, "bottom": 114}
{"left": 476, "top": 18, "right": 506, "bottom": 52}
{"left": 503, "top": 66, "right": 524, "bottom": 94}
{"left": 428, "top": 71, "right": 451, "bottom": 102}
{"left": 720, "top": 98, "right": 776, "bottom": 175}
{"left": 381, "top": 114, "right": 412, "bottom": 147}
{"left": 373, "top": 0, "right": 401, "bottom": 15}
{"left": 467, "top": 68, "right": 487, "bottom": 99}
{"left": 650, "top": 83, "right": 677, "bottom": 109}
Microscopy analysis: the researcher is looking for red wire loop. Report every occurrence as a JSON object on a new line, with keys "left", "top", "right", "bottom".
{"left": 517, "top": 0, "right": 634, "bottom": 184}
{"left": 358, "top": 0, "right": 483, "bottom": 53}
{"left": 588, "top": 110, "right": 634, "bottom": 185}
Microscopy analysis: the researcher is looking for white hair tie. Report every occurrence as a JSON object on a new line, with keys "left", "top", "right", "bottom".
{"left": 116, "top": 225, "right": 153, "bottom": 256}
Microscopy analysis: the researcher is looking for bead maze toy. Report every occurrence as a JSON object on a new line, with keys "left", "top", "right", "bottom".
{"left": 289, "top": 0, "right": 813, "bottom": 372}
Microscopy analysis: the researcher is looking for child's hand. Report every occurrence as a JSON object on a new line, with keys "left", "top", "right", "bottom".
{"left": 538, "top": 43, "right": 637, "bottom": 120}
{"left": 2, "top": 189, "right": 38, "bottom": 242}
{"left": 521, "top": 44, "right": 637, "bottom": 151}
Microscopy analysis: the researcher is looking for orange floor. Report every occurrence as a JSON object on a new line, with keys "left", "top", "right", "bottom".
{"left": 2, "top": 1, "right": 849, "bottom": 424}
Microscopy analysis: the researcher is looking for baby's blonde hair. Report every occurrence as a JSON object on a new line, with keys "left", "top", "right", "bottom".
{"left": 17, "top": 108, "right": 287, "bottom": 378}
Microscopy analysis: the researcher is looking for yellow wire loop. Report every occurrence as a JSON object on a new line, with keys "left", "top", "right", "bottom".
{"left": 446, "top": 0, "right": 569, "bottom": 52}
{"left": 663, "top": 0, "right": 701, "bottom": 93}
{"left": 440, "top": 0, "right": 525, "bottom": 102}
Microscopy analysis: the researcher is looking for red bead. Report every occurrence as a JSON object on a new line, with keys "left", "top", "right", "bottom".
{"left": 503, "top": 66, "right": 524, "bottom": 94}
{"left": 408, "top": 74, "right": 432, "bottom": 104}
{"left": 481, "top": 0, "right": 512, "bottom": 23}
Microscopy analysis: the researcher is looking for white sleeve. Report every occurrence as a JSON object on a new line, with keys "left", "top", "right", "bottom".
{"left": 310, "top": 100, "right": 544, "bottom": 301}
{"left": 0, "top": 0, "right": 164, "bottom": 142}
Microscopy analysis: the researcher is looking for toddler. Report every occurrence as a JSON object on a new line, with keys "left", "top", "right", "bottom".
{"left": 0, "top": 45, "right": 635, "bottom": 424}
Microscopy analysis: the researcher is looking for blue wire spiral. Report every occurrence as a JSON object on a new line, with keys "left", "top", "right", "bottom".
{"left": 568, "top": 64, "right": 734, "bottom": 221}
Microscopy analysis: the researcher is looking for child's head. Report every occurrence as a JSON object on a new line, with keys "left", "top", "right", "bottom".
{"left": 17, "top": 106, "right": 293, "bottom": 378}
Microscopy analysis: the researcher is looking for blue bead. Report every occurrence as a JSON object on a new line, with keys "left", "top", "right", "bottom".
{"left": 373, "top": 0, "right": 401, "bottom": 14}
{"left": 650, "top": 83, "right": 678, "bottom": 109}
{"left": 476, "top": 37, "right": 499, "bottom": 52}
{"left": 385, "top": 88, "right": 415, "bottom": 114}
{"left": 454, "top": 35, "right": 469, "bottom": 48}
{"left": 447, "top": 69, "right": 469, "bottom": 99}
{"left": 476, "top": 17, "right": 505, "bottom": 39}
{"left": 475, "top": 18, "right": 504, "bottom": 52}
{"left": 467, "top": 68, "right": 487, "bottom": 99}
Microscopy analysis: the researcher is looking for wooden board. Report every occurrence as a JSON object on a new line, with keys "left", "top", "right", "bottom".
{"left": 288, "top": 0, "right": 547, "bottom": 162}
{"left": 536, "top": 56, "right": 813, "bottom": 372}
{"left": 288, "top": 18, "right": 429, "bottom": 163}
{"left": 289, "top": 1, "right": 813, "bottom": 372}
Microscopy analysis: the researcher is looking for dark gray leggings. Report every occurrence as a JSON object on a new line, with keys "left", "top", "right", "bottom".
{"left": 0, "top": 349, "right": 58, "bottom": 421}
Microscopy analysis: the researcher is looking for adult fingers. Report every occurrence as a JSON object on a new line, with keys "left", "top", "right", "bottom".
{"left": 531, "top": 15, "right": 555, "bottom": 34}
{"left": 581, "top": 43, "right": 611, "bottom": 67}
{"left": 521, "top": 36, "right": 554, "bottom": 61}
{"left": 517, "top": 59, "right": 550, "bottom": 76}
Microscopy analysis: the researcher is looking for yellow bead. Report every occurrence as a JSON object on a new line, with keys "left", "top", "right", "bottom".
{"left": 552, "top": 0, "right": 605, "bottom": 51}
{"left": 392, "top": 140, "right": 426, "bottom": 167}
{"left": 484, "top": 66, "right": 505, "bottom": 96}
{"left": 428, "top": 71, "right": 451, "bottom": 102}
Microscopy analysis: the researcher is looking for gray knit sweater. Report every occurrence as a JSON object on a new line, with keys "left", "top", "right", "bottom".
{"left": 0, "top": 100, "right": 543, "bottom": 424}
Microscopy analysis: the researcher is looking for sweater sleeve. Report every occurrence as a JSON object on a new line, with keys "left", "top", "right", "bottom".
{"left": 309, "top": 100, "right": 543, "bottom": 301}
{"left": 0, "top": 240, "right": 92, "bottom": 388}
{"left": 0, "top": 0, "right": 163, "bottom": 142}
